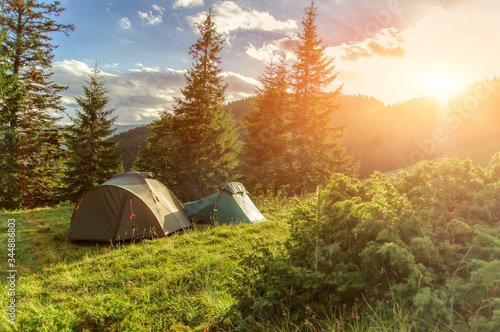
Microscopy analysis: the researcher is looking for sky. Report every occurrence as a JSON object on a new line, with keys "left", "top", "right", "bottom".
{"left": 49, "top": 0, "right": 500, "bottom": 125}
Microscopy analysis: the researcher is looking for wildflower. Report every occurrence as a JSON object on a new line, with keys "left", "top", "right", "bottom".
{"left": 365, "top": 289, "right": 369, "bottom": 293}
{"left": 386, "top": 300, "right": 391, "bottom": 304}
{"left": 369, "top": 298, "right": 374, "bottom": 302}
{"left": 355, "top": 297, "right": 359, "bottom": 302}
{"left": 337, "top": 321, "right": 342, "bottom": 327}
{"left": 343, "top": 303, "right": 347, "bottom": 308}
{"left": 355, "top": 315, "right": 361, "bottom": 320}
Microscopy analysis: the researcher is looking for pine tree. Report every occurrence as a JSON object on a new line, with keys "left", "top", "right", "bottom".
{"left": 0, "top": 31, "right": 24, "bottom": 209}
{"left": 290, "top": 1, "right": 355, "bottom": 194}
{"left": 63, "top": 65, "right": 122, "bottom": 202}
{"left": 240, "top": 55, "right": 292, "bottom": 196}
{"left": 136, "top": 8, "right": 239, "bottom": 201}
{"left": 0, "top": 0, "right": 74, "bottom": 208}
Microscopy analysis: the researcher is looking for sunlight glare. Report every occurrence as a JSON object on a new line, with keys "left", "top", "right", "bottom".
{"left": 421, "top": 72, "right": 463, "bottom": 105}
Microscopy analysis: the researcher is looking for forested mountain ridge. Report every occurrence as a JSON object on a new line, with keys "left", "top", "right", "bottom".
{"left": 109, "top": 126, "right": 152, "bottom": 171}
{"left": 111, "top": 77, "right": 500, "bottom": 178}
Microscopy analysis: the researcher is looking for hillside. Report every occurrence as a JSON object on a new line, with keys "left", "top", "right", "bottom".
{"left": 110, "top": 77, "right": 500, "bottom": 178}
{"left": 2, "top": 155, "right": 500, "bottom": 331}
{"left": 110, "top": 126, "right": 152, "bottom": 171}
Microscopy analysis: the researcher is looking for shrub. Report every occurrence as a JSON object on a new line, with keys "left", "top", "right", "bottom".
{"left": 231, "top": 157, "right": 500, "bottom": 331}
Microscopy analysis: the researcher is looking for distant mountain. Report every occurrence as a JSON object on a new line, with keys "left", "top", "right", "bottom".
{"left": 113, "top": 124, "right": 147, "bottom": 135}
{"left": 224, "top": 77, "right": 500, "bottom": 177}
{"left": 109, "top": 77, "right": 500, "bottom": 178}
{"left": 110, "top": 125, "right": 152, "bottom": 171}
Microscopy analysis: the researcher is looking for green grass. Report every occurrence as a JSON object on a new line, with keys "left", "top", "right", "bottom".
{"left": 0, "top": 200, "right": 290, "bottom": 331}
{"left": 0, "top": 203, "right": 108, "bottom": 280}
{"left": 0, "top": 196, "right": 446, "bottom": 331}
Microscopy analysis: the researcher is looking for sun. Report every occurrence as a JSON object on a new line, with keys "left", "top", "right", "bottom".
{"left": 420, "top": 72, "right": 464, "bottom": 105}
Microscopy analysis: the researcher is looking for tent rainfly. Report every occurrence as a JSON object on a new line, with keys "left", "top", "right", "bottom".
{"left": 68, "top": 172, "right": 192, "bottom": 241}
{"left": 184, "top": 182, "right": 267, "bottom": 224}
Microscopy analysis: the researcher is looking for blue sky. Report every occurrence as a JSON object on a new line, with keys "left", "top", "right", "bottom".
{"left": 50, "top": 0, "right": 500, "bottom": 124}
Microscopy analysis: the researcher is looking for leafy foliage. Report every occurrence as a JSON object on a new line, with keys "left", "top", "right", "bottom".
{"left": 231, "top": 156, "right": 500, "bottom": 331}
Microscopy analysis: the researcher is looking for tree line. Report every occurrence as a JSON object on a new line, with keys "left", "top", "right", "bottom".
{"left": 0, "top": 0, "right": 354, "bottom": 209}
{"left": 136, "top": 2, "right": 356, "bottom": 201}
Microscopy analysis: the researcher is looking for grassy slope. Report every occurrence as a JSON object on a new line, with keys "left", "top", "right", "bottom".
{"left": 0, "top": 202, "right": 289, "bottom": 331}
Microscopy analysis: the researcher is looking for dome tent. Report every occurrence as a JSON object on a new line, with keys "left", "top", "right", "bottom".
{"left": 68, "top": 172, "right": 192, "bottom": 241}
{"left": 184, "top": 182, "right": 267, "bottom": 224}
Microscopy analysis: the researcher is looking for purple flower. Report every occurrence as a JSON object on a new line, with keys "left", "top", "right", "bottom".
{"left": 337, "top": 321, "right": 342, "bottom": 327}
{"left": 355, "top": 315, "right": 361, "bottom": 321}
{"left": 343, "top": 303, "right": 347, "bottom": 308}
{"left": 355, "top": 297, "right": 359, "bottom": 302}
{"left": 386, "top": 300, "right": 391, "bottom": 305}
{"left": 369, "top": 298, "right": 374, "bottom": 302}
{"left": 365, "top": 289, "right": 369, "bottom": 293}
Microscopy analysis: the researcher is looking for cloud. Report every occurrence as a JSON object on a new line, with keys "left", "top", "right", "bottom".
{"left": 187, "top": 1, "right": 297, "bottom": 35}
{"left": 53, "top": 60, "right": 259, "bottom": 124}
{"left": 118, "top": 17, "right": 131, "bottom": 30}
{"left": 151, "top": 4, "right": 165, "bottom": 14}
{"left": 340, "top": 28, "right": 405, "bottom": 61}
{"left": 173, "top": 0, "right": 203, "bottom": 9}
{"left": 245, "top": 37, "right": 297, "bottom": 61}
{"left": 138, "top": 5, "right": 164, "bottom": 26}
{"left": 223, "top": 72, "right": 260, "bottom": 99}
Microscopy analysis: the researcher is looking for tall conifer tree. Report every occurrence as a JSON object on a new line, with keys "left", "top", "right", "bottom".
{"left": 0, "top": 31, "right": 24, "bottom": 209}
{"left": 290, "top": 1, "right": 354, "bottom": 194}
{"left": 63, "top": 66, "right": 122, "bottom": 202}
{"left": 240, "top": 55, "right": 291, "bottom": 196}
{"left": 136, "top": 8, "right": 239, "bottom": 201}
{"left": 0, "top": 0, "right": 74, "bottom": 208}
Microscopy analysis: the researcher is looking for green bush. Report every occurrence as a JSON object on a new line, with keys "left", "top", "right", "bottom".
{"left": 231, "top": 157, "right": 500, "bottom": 331}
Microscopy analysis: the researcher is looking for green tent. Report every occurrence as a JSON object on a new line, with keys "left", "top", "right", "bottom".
{"left": 68, "top": 172, "right": 192, "bottom": 241}
{"left": 184, "top": 182, "right": 267, "bottom": 224}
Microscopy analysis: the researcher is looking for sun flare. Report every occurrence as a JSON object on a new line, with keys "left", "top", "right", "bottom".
{"left": 420, "top": 72, "right": 464, "bottom": 105}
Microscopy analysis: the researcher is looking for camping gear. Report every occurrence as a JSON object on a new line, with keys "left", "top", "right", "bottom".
{"left": 184, "top": 182, "right": 267, "bottom": 224}
{"left": 68, "top": 172, "right": 192, "bottom": 241}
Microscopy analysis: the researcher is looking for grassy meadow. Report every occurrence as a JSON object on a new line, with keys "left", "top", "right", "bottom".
{"left": 0, "top": 200, "right": 291, "bottom": 331}
{"left": 2, "top": 156, "right": 500, "bottom": 331}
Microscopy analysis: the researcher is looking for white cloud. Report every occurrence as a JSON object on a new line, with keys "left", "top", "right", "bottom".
{"left": 339, "top": 28, "right": 405, "bottom": 61}
{"left": 173, "top": 0, "right": 203, "bottom": 9}
{"left": 152, "top": 4, "right": 165, "bottom": 14}
{"left": 52, "top": 60, "right": 258, "bottom": 124}
{"left": 121, "top": 38, "right": 133, "bottom": 44}
{"left": 245, "top": 37, "right": 297, "bottom": 61}
{"left": 138, "top": 5, "right": 164, "bottom": 26}
{"left": 187, "top": 1, "right": 297, "bottom": 35}
{"left": 118, "top": 17, "right": 131, "bottom": 30}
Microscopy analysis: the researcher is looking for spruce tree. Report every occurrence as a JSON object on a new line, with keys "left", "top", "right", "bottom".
{"left": 63, "top": 66, "right": 122, "bottom": 202}
{"left": 240, "top": 55, "right": 291, "bottom": 196}
{"left": 0, "top": 31, "right": 24, "bottom": 209}
{"left": 0, "top": 0, "right": 74, "bottom": 208}
{"left": 137, "top": 8, "right": 239, "bottom": 201}
{"left": 290, "top": 1, "right": 355, "bottom": 194}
